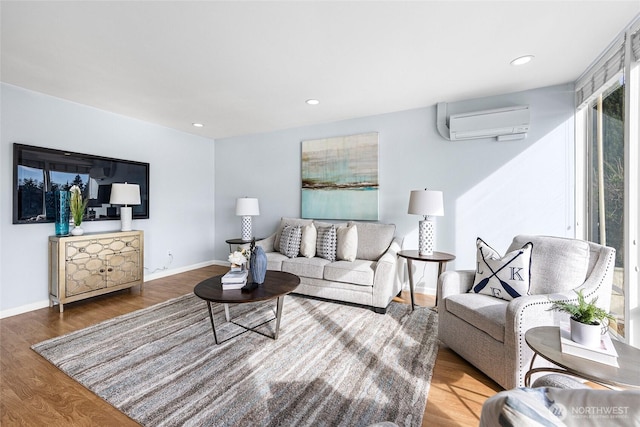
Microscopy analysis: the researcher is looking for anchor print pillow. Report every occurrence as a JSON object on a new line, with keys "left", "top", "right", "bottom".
{"left": 470, "top": 237, "right": 533, "bottom": 301}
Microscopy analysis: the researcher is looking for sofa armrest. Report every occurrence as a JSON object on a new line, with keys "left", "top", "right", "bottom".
{"left": 371, "top": 237, "right": 403, "bottom": 307}
{"left": 506, "top": 286, "right": 607, "bottom": 336}
{"left": 437, "top": 270, "right": 475, "bottom": 305}
{"left": 377, "top": 237, "right": 401, "bottom": 265}
{"left": 503, "top": 290, "right": 594, "bottom": 387}
{"left": 256, "top": 233, "right": 276, "bottom": 253}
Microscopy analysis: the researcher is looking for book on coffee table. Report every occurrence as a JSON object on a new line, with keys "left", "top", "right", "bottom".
{"left": 222, "top": 280, "right": 247, "bottom": 290}
{"left": 559, "top": 322, "right": 619, "bottom": 367}
{"left": 221, "top": 270, "right": 248, "bottom": 284}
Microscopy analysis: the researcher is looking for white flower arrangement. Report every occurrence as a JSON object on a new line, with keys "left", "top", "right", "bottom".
{"left": 228, "top": 250, "right": 248, "bottom": 266}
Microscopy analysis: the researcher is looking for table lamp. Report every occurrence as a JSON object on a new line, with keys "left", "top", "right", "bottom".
{"left": 235, "top": 197, "right": 260, "bottom": 241}
{"left": 408, "top": 189, "right": 444, "bottom": 255}
{"left": 110, "top": 183, "right": 141, "bottom": 231}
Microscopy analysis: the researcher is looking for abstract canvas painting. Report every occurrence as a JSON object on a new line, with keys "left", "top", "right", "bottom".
{"left": 301, "top": 132, "right": 379, "bottom": 220}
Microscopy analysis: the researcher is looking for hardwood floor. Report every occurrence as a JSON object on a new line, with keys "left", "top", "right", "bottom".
{"left": 1, "top": 265, "right": 501, "bottom": 426}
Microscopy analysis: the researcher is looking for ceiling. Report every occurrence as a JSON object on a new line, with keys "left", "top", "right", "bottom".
{"left": 2, "top": 1, "right": 639, "bottom": 140}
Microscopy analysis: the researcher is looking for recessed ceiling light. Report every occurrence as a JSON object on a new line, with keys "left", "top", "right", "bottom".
{"left": 192, "top": 123, "right": 204, "bottom": 128}
{"left": 510, "top": 55, "right": 534, "bottom": 66}
{"left": 306, "top": 99, "right": 320, "bottom": 105}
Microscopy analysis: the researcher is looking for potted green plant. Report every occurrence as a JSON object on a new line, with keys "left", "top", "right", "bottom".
{"left": 69, "top": 185, "right": 88, "bottom": 236}
{"left": 550, "top": 289, "right": 614, "bottom": 347}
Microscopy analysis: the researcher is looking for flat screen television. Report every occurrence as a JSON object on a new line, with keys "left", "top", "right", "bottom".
{"left": 13, "top": 143, "right": 149, "bottom": 224}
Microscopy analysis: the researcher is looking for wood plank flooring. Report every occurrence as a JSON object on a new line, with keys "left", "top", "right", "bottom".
{"left": 1, "top": 265, "right": 501, "bottom": 426}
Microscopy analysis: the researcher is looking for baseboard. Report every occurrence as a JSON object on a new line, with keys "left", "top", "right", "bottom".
{"left": 0, "top": 300, "right": 50, "bottom": 319}
{"left": 403, "top": 284, "right": 435, "bottom": 296}
{"left": 0, "top": 260, "right": 230, "bottom": 319}
{"left": 144, "top": 260, "right": 227, "bottom": 282}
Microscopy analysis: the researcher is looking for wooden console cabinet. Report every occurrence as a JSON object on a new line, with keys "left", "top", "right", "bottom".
{"left": 49, "top": 230, "right": 144, "bottom": 313}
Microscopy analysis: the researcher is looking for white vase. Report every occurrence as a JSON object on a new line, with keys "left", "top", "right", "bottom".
{"left": 71, "top": 226, "right": 84, "bottom": 236}
{"left": 570, "top": 317, "right": 602, "bottom": 348}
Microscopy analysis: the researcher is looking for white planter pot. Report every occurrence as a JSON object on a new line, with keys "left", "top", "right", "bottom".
{"left": 570, "top": 317, "right": 602, "bottom": 348}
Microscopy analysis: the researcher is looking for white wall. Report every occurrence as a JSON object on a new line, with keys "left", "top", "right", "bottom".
{"left": 0, "top": 83, "right": 216, "bottom": 317}
{"left": 0, "top": 82, "right": 576, "bottom": 315}
{"left": 214, "top": 84, "right": 576, "bottom": 293}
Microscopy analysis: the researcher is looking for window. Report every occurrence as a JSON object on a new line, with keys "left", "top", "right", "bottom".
{"left": 586, "top": 81, "right": 625, "bottom": 338}
{"left": 576, "top": 15, "right": 640, "bottom": 346}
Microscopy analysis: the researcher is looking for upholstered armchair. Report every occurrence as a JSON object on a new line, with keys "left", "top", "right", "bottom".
{"left": 437, "top": 235, "right": 615, "bottom": 390}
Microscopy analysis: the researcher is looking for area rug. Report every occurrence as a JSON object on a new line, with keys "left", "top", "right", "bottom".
{"left": 32, "top": 294, "right": 438, "bottom": 427}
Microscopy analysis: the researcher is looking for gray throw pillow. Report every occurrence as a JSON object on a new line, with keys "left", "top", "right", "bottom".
{"left": 279, "top": 225, "right": 302, "bottom": 258}
{"left": 316, "top": 225, "right": 337, "bottom": 262}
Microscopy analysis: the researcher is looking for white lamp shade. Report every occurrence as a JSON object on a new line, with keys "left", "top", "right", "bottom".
{"left": 109, "top": 183, "right": 141, "bottom": 206}
{"left": 408, "top": 189, "right": 444, "bottom": 217}
{"left": 235, "top": 197, "right": 260, "bottom": 216}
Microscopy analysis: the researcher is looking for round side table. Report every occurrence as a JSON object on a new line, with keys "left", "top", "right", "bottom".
{"left": 225, "top": 237, "right": 264, "bottom": 253}
{"left": 397, "top": 250, "right": 455, "bottom": 310}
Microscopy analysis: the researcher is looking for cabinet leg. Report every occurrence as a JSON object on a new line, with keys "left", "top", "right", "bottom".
{"left": 59, "top": 303, "right": 64, "bottom": 313}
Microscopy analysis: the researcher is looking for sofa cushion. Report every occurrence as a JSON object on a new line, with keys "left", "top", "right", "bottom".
{"left": 445, "top": 293, "right": 508, "bottom": 343}
{"left": 324, "top": 259, "right": 375, "bottom": 286}
{"left": 314, "top": 220, "right": 347, "bottom": 229}
{"left": 300, "top": 223, "right": 317, "bottom": 258}
{"left": 316, "top": 224, "right": 337, "bottom": 262}
{"left": 266, "top": 252, "right": 288, "bottom": 271}
{"left": 508, "top": 235, "right": 590, "bottom": 295}
{"left": 279, "top": 225, "right": 302, "bottom": 258}
{"left": 337, "top": 224, "right": 358, "bottom": 262}
{"left": 274, "top": 217, "right": 313, "bottom": 252}
{"left": 471, "top": 238, "right": 532, "bottom": 301}
{"left": 349, "top": 221, "right": 395, "bottom": 261}
{"left": 281, "top": 257, "right": 330, "bottom": 280}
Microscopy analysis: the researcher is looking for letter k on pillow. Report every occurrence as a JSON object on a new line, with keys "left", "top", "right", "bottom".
{"left": 471, "top": 237, "right": 533, "bottom": 301}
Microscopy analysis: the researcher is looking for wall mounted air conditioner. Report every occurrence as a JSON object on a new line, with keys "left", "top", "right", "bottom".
{"left": 436, "top": 103, "right": 530, "bottom": 141}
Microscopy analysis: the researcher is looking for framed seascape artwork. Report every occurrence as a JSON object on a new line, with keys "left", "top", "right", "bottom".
{"left": 301, "top": 132, "right": 379, "bottom": 220}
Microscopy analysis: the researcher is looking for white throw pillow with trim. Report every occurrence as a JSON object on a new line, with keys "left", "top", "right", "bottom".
{"left": 337, "top": 224, "right": 358, "bottom": 262}
{"left": 300, "top": 223, "right": 317, "bottom": 258}
{"left": 471, "top": 237, "right": 533, "bottom": 301}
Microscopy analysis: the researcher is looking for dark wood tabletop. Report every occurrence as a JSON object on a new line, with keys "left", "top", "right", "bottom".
{"left": 397, "top": 250, "right": 456, "bottom": 262}
{"left": 525, "top": 326, "right": 640, "bottom": 389}
{"left": 225, "top": 237, "right": 264, "bottom": 245}
{"left": 194, "top": 270, "right": 300, "bottom": 304}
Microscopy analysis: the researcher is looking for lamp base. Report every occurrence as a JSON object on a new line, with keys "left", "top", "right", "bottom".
{"left": 418, "top": 218, "right": 435, "bottom": 256}
{"left": 241, "top": 216, "right": 252, "bottom": 241}
{"left": 120, "top": 206, "right": 133, "bottom": 232}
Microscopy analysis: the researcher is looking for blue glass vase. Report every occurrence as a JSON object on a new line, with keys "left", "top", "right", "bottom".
{"left": 54, "top": 190, "right": 70, "bottom": 236}
{"left": 250, "top": 246, "right": 267, "bottom": 284}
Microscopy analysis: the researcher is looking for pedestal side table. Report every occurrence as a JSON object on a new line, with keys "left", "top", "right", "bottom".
{"left": 397, "top": 250, "right": 455, "bottom": 310}
{"left": 225, "top": 237, "right": 264, "bottom": 253}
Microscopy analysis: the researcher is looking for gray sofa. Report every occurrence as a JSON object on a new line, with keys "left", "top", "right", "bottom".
{"left": 257, "top": 217, "right": 402, "bottom": 313}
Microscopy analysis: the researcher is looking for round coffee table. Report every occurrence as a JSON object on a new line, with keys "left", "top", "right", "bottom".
{"left": 194, "top": 270, "right": 300, "bottom": 344}
{"left": 524, "top": 326, "right": 640, "bottom": 389}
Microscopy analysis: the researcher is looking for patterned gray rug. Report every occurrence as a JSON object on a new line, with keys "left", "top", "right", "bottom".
{"left": 32, "top": 294, "right": 438, "bottom": 427}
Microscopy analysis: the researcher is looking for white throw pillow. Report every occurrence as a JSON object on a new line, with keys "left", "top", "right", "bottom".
{"left": 337, "top": 224, "right": 358, "bottom": 262}
{"left": 300, "top": 223, "right": 317, "bottom": 258}
{"left": 471, "top": 237, "right": 533, "bottom": 301}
